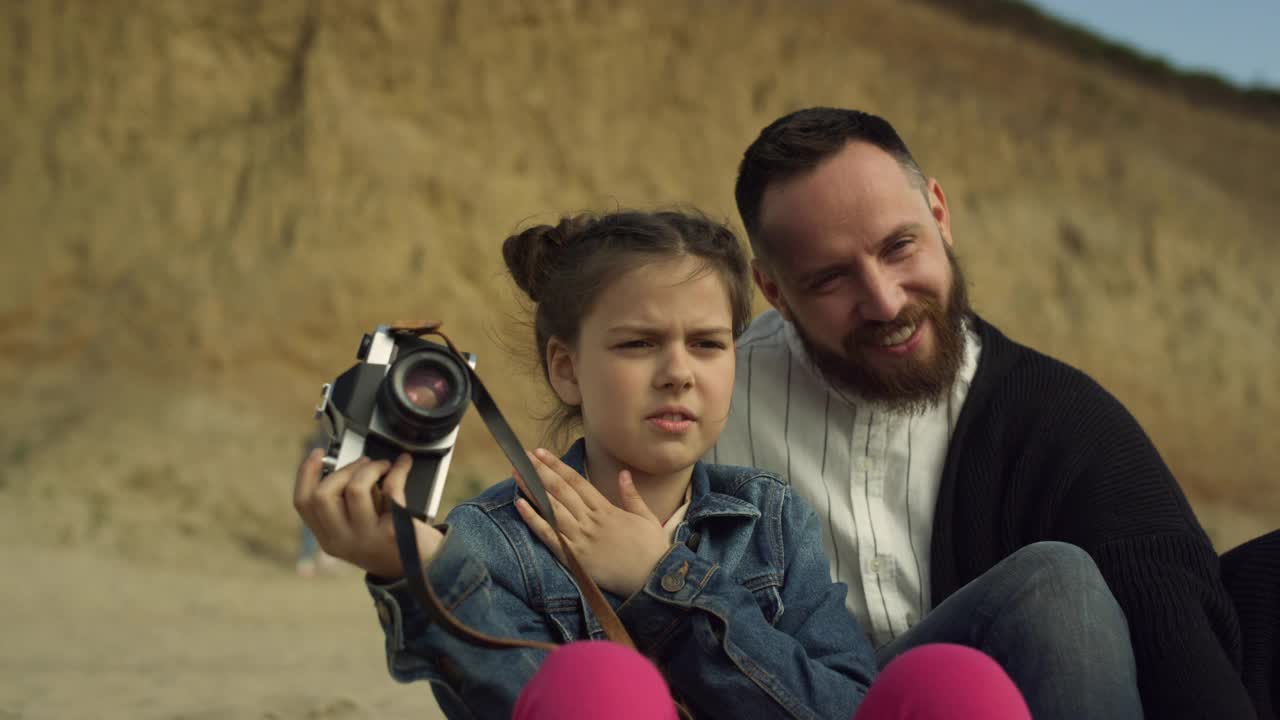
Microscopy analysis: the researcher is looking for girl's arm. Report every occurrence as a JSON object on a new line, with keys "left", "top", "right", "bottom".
{"left": 294, "top": 453, "right": 554, "bottom": 719}
{"left": 616, "top": 482, "right": 877, "bottom": 720}
{"left": 368, "top": 501, "right": 557, "bottom": 719}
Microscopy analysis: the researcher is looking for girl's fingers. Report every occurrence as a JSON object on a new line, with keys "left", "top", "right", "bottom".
{"left": 543, "top": 491, "right": 578, "bottom": 537}
{"left": 513, "top": 468, "right": 537, "bottom": 509}
{"left": 532, "top": 448, "right": 606, "bottom": 510}
{"left": 514, "top": 467, "right": 557, "bottom": 524}
{"left": 515, "top": 472, "right": 578, "bottom": 538}
{"left": 383, "top": 453, "right": 412, "bottom": 507}
{"left": 307, "top": 458, "right": 353, "bottom": 541}
{"left": 515, "top": 496, "right": 552, "bottom": 539}
{"left": 293, "top": 448, "right": 325, "bottom": 511}
{"left": 615, "top": 469, "right": 661, "bottom": 523}
{"left": 346, "top": 456, "right": 400, "bottom": 532}
{"left": 312, "top": 457, "right": 374, "bottom": 545}
{"left": 527, "top": 452, "right": 590, "bottom": 523}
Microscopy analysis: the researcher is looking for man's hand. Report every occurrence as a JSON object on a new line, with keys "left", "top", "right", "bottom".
{"left": 514, "top": 448, "right": 671, "bottom": 597}
{"left": 292, "top": 450, "right": 443, "bottom": 580}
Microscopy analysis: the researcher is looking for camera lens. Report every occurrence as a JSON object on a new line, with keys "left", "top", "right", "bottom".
{"left": 379, "top": 347, "right": 470, "bottom": 444}
{"left": 403, "top": 367, "right": 452, "bottom": 410}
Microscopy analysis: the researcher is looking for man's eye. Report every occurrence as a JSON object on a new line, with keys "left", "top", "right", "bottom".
{"left": 808, "top": 274, "right": 839, "bottom": 292}
{"left": 694, "top": 340, "right": 728, "bottom": 350}
{"left": 617, "top": 340, "right": 651, "bottom": 349}
{"left": 888, "top": 238, "right": 914, "bottom": 257}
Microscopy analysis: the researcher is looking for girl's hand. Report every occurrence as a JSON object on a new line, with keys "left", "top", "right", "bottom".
{"left": 292, "top": 450, "right": 443, "bottom": 580}
{"left": 514, "top": 449, "right": 671, "bottom": 597}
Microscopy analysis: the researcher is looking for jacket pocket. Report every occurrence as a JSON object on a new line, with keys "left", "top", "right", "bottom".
{"left": 740, "top": 575, "right": 785, "bottom": 626}
{"left": 544, "top": 596, "right": 590, "bottom": 642}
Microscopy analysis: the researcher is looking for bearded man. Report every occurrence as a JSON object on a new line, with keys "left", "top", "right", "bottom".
{"left": 710, "top": 108, "right": 1252, "bottom": 719}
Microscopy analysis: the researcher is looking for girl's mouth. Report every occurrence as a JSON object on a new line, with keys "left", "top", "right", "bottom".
{"left": 646, "top": 410, "right": 695, "bottom": 433}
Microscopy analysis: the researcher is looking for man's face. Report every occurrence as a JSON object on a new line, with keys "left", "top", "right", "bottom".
{"left": 753, "top": 141, "right": 969, "bottom": 413}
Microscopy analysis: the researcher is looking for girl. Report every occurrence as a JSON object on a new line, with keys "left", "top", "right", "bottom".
{"left": 293, "top": 210, "right": 1029, "bottom": 719}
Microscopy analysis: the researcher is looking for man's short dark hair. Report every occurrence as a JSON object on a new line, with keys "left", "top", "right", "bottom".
{"left": 735, "top": 107, "right": 927, "bottom": 258}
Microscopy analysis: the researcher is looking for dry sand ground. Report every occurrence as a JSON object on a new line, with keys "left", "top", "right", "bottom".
{"left": 1, "top": 537, "right": 445, "bottom": 720}
{"left": 3, "top": 1, "right": 1278, "bottom": 717}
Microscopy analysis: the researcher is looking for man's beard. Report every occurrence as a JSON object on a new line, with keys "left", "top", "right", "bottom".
{"left": 793, "top": 248, "right": 971, "bottom": 415}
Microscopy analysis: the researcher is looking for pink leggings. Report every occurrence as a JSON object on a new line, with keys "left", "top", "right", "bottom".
{"left": 513, "top": 641, "right": 1031, "bottom": 720}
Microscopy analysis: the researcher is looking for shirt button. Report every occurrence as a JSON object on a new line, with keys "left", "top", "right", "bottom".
{"left": 661, "top": 572, "right": 686, "bottom": 592}
{"left": 871, "top": 558, "right": 881, "bottom": 572}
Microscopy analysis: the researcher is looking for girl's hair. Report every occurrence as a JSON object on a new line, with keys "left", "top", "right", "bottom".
{"left": 502, "top": 209, "right": 753, "bottom": 442}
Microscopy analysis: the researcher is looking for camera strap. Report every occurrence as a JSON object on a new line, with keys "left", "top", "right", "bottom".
{"left": 385, "top": 322, "right": 637, "bottom": 652}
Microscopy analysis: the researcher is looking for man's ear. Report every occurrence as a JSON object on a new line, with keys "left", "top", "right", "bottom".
{"left": 927, "top": 177, "right": 954, "bottom": 248}
{"left": 752, "top": 258, "right": 795, "bottom": 323}
{"left": 546, "top": 336, "right": 582, "bottom": 407}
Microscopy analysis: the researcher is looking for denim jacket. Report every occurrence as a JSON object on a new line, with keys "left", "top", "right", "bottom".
{"left": 367, "top": 439, "right": 877, "bottom": 719}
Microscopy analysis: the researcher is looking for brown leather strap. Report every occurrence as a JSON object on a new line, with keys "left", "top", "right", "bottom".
{"left": 388, "top": 321, "right": 636, "bottom": 651}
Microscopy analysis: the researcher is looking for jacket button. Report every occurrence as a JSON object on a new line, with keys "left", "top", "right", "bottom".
{"left": 661, "top": 572, "right": 686, "bottom": 593}
{"left": 376, "top": 599, "right": 392, "bottom": 625}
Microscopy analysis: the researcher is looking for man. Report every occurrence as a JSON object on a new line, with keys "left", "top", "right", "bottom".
{"left": 710, "top": 108, "right": 1253, "bottom": 718}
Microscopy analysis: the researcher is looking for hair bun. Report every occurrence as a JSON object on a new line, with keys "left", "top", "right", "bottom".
{"left": 502, "top": 225, "right": 558, "bottom": 302}
{"left": 502, "top": 216, "right": 587, "bottom": 302}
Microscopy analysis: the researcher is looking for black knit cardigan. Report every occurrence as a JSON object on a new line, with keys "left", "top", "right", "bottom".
{"left": 932, "top": 316, "right": 1255, "bottom": 719}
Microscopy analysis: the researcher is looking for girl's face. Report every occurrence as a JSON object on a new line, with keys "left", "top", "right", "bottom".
{"left": 548, "top": 255, "right": 736, "bottom": 481}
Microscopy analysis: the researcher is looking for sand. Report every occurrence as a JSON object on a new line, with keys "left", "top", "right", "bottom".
{"left": 1, "top": 537, "right": 445, "bottom": 720}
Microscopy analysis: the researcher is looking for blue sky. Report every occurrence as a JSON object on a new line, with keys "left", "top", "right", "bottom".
{"left": 1024, "top": 0, "right": 1280, "bottom": 90}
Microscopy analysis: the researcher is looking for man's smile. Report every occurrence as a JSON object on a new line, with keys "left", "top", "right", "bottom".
{"left": 867, "top": 318, "right": 925, "bottom": 356}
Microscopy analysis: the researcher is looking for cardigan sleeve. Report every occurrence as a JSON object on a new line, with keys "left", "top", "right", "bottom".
{"left": 1050, "top": 378, "right": 1256, "bottom": 719}
{"left": 950, "top": 318, "right": 1257, "bottom": 718}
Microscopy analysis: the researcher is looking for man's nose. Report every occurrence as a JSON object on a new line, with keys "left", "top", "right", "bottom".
{"left": 857, "top": 270, "right": 907, "bottom": 322}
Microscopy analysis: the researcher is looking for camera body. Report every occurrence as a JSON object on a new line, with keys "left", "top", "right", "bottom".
{"left": 315, "top": 326, "right": 476, "bottom": 523}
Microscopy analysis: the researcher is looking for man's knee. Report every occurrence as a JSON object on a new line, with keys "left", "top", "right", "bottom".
{"left": 997, "top": 542, "right": 1129, "bottom": 641}
{"left": 1006, "top": 541, "right": 1107, "bottom": 592}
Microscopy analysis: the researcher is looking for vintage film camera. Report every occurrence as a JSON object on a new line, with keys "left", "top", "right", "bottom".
{"left": 314, "top": 325, "right": 476, "bottom": 523}
{"left": 311, "top": 322, "right": 633, "bottom": 653}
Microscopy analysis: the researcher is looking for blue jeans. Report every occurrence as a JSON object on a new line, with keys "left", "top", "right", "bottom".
{"left": 876, "top": 541, "right": 1143, "bottom": 720}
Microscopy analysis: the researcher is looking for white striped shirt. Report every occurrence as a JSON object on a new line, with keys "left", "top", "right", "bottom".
{"left": 707, "top": 310, "right": 982, "bottom": 649}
